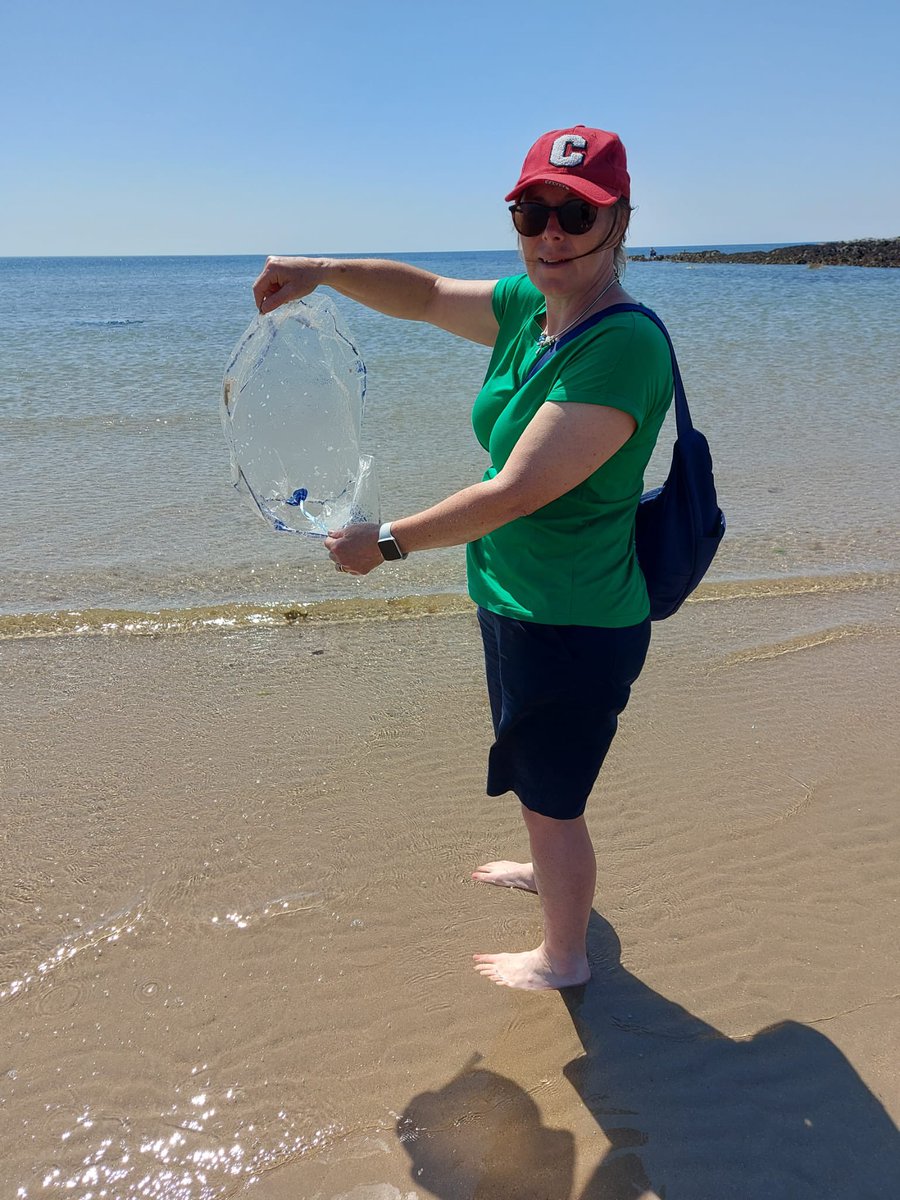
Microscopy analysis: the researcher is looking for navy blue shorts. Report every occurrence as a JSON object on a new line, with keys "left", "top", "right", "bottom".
{"left": 477, "top": 607, "right": 651, "bottom": 821}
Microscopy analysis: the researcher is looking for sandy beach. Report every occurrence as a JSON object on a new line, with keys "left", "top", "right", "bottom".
{"left": 2, "top": 577, "right": 899, "bottom": 1198}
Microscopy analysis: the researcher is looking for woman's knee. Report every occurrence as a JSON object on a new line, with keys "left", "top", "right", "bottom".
{"left": 520, "top": 803, "right": 585, "bottom": 835}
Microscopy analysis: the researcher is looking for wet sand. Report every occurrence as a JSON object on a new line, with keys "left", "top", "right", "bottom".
{"left": 2, "top": 581, "right": 899, "bottom": 1199}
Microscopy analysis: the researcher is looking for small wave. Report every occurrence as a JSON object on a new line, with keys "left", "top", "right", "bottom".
{"left": 1, "top": 900, "right": 146, "bottom": 1001}
{"left": 209, "top": 890, "right": 326, "bottom": 930}
{"left": 1, "top": 570, "right": 896, "bottom": 642}
{"left": 688, "top": 570, "right": 899, "bottom": 605}
{"left": 74, "top": 318, "right": 145, "bottom": 327}
{"left": 0, "top": 593, "right": 477, "bottom": 640}
{"left": 716, "top": 622, "right": 897, "bottom": 668}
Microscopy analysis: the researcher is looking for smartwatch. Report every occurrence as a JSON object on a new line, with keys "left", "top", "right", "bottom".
{"left": 377, "top": 522, "right": 408, "bottom": 561}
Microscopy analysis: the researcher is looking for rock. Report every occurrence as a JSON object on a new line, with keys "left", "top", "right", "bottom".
{"left": 630, "top": 238, "right": 900, "bottom": 268}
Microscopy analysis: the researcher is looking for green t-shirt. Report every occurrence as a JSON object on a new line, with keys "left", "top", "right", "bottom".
{"left": 466, "top": 273, "right": 673, "bottom": 627}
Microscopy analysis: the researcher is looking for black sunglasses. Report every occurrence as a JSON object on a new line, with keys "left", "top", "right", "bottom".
{"left": 509, "top": 199, "right": 600, "bottom": 237}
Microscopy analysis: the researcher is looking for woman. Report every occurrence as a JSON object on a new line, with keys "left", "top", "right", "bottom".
{"left": 252, "top": 126, "right": 673, "bottom": 991}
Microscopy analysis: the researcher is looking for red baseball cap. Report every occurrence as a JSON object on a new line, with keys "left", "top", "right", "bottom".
{"left": 505, "top": 126, "right": 630, "bottom": 207}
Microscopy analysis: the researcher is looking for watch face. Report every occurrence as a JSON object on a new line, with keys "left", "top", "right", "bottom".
{"left": 378, "top": 536, "right": 403, "bottom": 561}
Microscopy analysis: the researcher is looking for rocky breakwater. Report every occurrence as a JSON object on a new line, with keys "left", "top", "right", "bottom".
{"left": 631, "top": 238, "right": 900, "bottom": 267}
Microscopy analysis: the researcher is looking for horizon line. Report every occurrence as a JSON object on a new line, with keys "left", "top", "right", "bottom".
{"left": 0, "top": 239, "right": 867, "bottom": 261}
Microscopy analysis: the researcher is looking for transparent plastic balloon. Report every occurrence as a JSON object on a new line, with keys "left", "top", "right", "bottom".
{"left": 222, "top": 295, "right": 379, "bottom": 538}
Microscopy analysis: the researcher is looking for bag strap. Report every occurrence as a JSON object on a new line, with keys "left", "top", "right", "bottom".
{"left": 523, "top": 301, "right": 693, "bottom": 438}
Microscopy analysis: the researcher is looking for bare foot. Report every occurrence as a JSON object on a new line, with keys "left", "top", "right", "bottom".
{"left": 471, "top": 860, "right": 537, "bottom": 893}
{"left": 473, "top": 946, "right": 590, "bottom": 991}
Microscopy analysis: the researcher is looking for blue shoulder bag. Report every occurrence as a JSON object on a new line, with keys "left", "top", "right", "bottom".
{"left": 524, "top": 302, "right": 725, "bottom": 620}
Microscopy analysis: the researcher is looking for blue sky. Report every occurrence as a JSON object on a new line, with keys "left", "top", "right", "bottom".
{"left": 2, "top": 0, "right": 898, "bottom": 255}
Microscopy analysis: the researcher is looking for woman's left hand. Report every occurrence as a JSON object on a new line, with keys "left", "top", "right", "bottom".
{"left": 324, "top": 523, "right": 383, "bottom": 575}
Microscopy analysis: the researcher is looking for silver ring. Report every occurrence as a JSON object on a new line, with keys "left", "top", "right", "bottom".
{"left": 334, "top": 563, "right": 345, "bottom": 572}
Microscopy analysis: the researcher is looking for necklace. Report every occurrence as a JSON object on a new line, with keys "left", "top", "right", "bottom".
{"left": 536, "top": 274, "right": 619, "bottom": 349}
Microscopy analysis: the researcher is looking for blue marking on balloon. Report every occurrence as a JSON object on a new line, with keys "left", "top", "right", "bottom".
{"left": 223, "top": 296, "right": 378, "bottom": 539}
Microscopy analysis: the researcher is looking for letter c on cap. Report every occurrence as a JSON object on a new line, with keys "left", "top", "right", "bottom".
{"left": 549, "top": 133, "right": 587, "bottom": 168}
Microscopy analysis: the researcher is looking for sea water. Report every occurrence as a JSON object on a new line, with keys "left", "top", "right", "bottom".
{"left": 1, "top": 250, "right": 898, "bottom": 636}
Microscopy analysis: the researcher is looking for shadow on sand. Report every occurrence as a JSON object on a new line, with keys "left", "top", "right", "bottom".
{"left": 399, "top": 911, "right": 900, "bottom": 1199}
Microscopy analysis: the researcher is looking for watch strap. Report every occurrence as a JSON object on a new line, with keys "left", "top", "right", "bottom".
{"left": 377, "top": 522, "right": 408, "bottom": 561}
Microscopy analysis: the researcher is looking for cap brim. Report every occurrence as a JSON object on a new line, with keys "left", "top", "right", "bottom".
{"left": 504, "top": 173, "right": 622, "bottom": 207}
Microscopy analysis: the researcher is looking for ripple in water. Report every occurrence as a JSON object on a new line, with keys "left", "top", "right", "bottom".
{"left": 24, "top": 1076, "right": 345, "bottom": 1200}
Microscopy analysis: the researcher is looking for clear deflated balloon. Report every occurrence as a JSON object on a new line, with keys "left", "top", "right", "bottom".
{"left": 222, "top": 295, "right": 379, "bottom": 538}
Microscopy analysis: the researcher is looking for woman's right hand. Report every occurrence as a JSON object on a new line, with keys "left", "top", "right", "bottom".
{"left": 252, "top": 256, "right": 329, "bottom": 314}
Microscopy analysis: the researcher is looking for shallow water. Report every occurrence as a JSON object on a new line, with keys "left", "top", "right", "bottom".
{"left": 2, "top": 584, "right": 898, "bottom": 1198}
{"left": 2, "top": 252, "right": 898, "bottom": 625}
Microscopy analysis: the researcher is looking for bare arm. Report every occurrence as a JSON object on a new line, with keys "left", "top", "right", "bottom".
{"left": 325, "top": 401, "right": 637, "bottom": 572}
{"left": 253, "top": 256, "right": 499, "bottom": 347}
